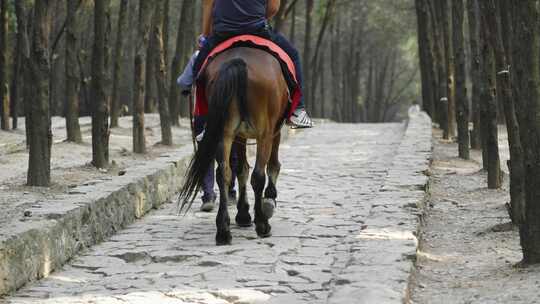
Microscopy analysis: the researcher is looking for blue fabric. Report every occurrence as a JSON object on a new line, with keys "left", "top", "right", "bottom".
{"left": 213, "top": 0, "right": 267, "bottom": 34}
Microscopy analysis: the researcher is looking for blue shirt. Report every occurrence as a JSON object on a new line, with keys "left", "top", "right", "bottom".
{"left": 213, "top": 0, "right": 267, "bottom": 34}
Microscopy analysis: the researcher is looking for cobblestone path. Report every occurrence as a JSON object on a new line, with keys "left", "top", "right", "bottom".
{"left": 5, "top": 122, "right": 404, "bottom": 304}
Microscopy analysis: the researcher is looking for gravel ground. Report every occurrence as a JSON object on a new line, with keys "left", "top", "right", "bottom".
{"left": 411, "top": 129, "right": 540, "bottom": 304}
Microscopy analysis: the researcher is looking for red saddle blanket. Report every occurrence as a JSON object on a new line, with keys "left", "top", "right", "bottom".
{"left": 194, "top": 34, "right": 301, "bottom": 118}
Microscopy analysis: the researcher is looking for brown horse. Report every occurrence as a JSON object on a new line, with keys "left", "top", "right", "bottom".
{"left": 178, "top": 47, "right": 289, "bottom": 245}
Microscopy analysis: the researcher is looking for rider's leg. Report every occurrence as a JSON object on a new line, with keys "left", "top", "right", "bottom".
{"left": 195, "top": 115, "right": 216, "bottom": 211}
{"left": 270, "top": 31, "right": 313, "bottom": 128}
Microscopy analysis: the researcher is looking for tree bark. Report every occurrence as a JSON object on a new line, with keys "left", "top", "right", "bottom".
{"left": 153, "top": 0, "right": 172, "bottom": 146}
{"left": 111, "top": 0, "right": 128, "bottom": 128}
{"left": 168, "top": 0, "right": 194, "bottom": 126}
{"left": 428, "top": 1, "right": 449, "bottom": 137}
{"left": 27, "top": 0, "right": 53, "bottom": 186}
{"left": 303, "top": 0, "right": 314, "bottom": 111}
{"left": 65, "top": 0, "right": 82, "bottom": 143}
{"left": 0, "top": 0, "right": 9, "bottom": 130}
{"left": 441, "top": 0, "right": 456, "bottom": 139}
{"left": 91, "top": 0, "right": 111, "bottom": 168}
{"left": 415, "top": 0, "right": 436, "bottom": 119}
{"left": 478, "top": 1, "right": 502, "bottom": 189}
{"left": 511, "top": 0, "right": 540, "bottom": 264}
{"left": 133, "top": 0, "right": 153, "bottom": 154}
{"left": 11, "top": 0, "right": 29, "bottom": 130}
{"left": 467, "top": 0, "right": 482, "bottom": 149}
{"left": 483, "top": 0, "right": 525, "bottom": 225}
{"left": 452, "top": 0, "right": 470, "bottom": 159}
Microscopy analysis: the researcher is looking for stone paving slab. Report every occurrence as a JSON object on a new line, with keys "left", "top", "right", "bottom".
{"left": 2, "top": 111, "right": 432, "bottom": 303}
{"left": 0, "top": 143, "right": 194, "bottom": 296}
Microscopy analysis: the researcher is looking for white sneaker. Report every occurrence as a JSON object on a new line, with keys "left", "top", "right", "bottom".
{"left": 289, "top": 108, "right": 313, "bottom": 128}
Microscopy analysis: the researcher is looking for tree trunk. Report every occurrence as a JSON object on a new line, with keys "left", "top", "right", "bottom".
{"left": 153, "top": 0, "right": 172, "bottom": 146}
{"left": 11, "top": 1, "right": 29, "bottom": 130}
{"left": 27, "top": 0, "right": 53, "bottom": 186}
{"left": 482, "top": 0, "right": 525, "bottom": 225}
{"left": 0, "top": 0, "right": 9, "bottom": 130}
{"left": 168, "top": 0, "right": 193, "bottom": 126}
{"left": 111, "top": 0, "right": 128, "bottom": 128}
{"left": 441, "top": 0, "right": 456, "bottom": 139}
{"left": 415, "top": 0, "right": 435, "bottom": 118}
{"left": 428, "top": 1, "right": 449, "bottom": 137}
{"left": 133, "top": 0, "right": 153, "bottom": 154}
{"left": 511, "top": 0, "right": 540, "bottom": 264}
{"left": 289, "top": 1, "right": 296, "bottom": 43}
{"left": 91, "top": 0, "right": 111, "bottom": 168}
{"left": 478, "top": 1, "right": 502, "bottom": 189}
{"left": 467, "top": 0, "right": 482, "bottom": 149}
{"left": 144, "top": 41, "right": 157, "bottom": 114}
{"left": 273, "top": 0, "right": 288, "bottom": 32}
{"left": 65, "top": 0, "right": 82, "bottom": 143}
{"left": 303, "top": 0, "right": 314, "bottom": 111}
{"left": 452, "top": 0, "right": 470, "bottom": 159}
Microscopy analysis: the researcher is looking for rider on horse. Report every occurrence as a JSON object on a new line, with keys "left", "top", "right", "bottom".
{"left": 192, "top": 0, "right": 313, "bottom": 128}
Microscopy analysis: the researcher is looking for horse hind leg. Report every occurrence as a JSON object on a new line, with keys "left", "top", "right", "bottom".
{"left": 215, "top": 137, "right": 233, "bottom": 245}
{"left": 234, "top": 139, "right": 252, "bottom": 227}
{"left": 263, "top": 133, "right": 281, "bottom": 219}
{"left": 252, "top": 136, "right": 273, "bottom": 238}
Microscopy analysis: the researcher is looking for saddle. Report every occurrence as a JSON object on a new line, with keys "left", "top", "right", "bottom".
{"left": 194, "top": 34, "right": 302, "bottom": 119}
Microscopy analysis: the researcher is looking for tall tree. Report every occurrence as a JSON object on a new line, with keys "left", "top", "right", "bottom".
{"left": 303, "top": 0, "right": 314, "bottom": 111}
{"left": 153, "top": 0, "right": 172, "bottom": 146}
{"left": 11, "top": 0, "right": 29, "bottom": 130}
{"left": 27, "top": 0, "right": 53, "bottom": 186}
{"left": 415, "top": 0, "right": 435, "bottom": 118}
{"left": 478, "top": 0, "right": 502, "bottom": 189}
{"left": 429, "top": 1, "right": 449, "bottom": 138}
{"left": 483, "top": 0, "right": 525, "bottom": 224}
{"left": 0, "top": 0, "right": 9, "bottom": 130}
{"left": 512, "top": 0, "right": 540, "bottom": 265}
{"left": 467, "top": 0, "right": 482, "bottom": 149}
{"left": 133, "top": 0, "right": 153, "bottom": 154}
{"left": 168, "top": 0, "right": 194, "bottom": 126}
{"left": 452, "top": 0, "right": 470, "bottom": 159}
{"left": 91, "top": 0, "right": 111, "bottom": 168}
{"left": 65, "top": 0, "right": 82, "bottom": 143}
{"left": 441, "top": 0, "right": 456, "bottom": 139}
{"left": 110, "top": 0, "right": 128, "bottom": 128}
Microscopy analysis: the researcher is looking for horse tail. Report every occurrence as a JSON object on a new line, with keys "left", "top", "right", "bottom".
{"left": 178, "top": 58, "right": 247, "bottom": 213}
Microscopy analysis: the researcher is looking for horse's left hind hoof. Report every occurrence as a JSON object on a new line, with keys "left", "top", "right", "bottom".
{"left": 215, "top": 231, "right": 232, "bottom": 246}
{"left": 262, "top": 198, "right": 276, "bottom": 219}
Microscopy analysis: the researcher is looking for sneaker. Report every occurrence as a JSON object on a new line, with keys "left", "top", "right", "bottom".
{"left": 200, "top": 195, "right": 216, "bottom": 212}
{"left": 289, "top": 108, "right": 313, "bottom": 128}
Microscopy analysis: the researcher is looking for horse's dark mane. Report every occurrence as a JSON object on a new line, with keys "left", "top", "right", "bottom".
{"left": 177, "top": 58, "right": 247, "bottom": 213}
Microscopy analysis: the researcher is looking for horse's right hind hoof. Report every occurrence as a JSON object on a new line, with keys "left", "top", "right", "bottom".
{"left": 262, "top": 198, "right": 276, "bottom": 219}
{"left": 235, "top": 213, "right": 253, "bottom": 227}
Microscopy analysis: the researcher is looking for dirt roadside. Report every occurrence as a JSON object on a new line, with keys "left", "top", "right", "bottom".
{"left": 0, "top": 115, "right": 192, "bottom": 231}
{"left": 411, "top": 129, "right": 540, "bottom": 304}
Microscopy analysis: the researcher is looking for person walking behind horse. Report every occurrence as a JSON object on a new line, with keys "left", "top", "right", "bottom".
{"left": 194, "top": 0, "right": 313, "bottom": 128}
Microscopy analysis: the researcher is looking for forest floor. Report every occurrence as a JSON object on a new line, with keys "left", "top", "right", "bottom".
{"left": 411, "top": 128, "right": 540, "bottom": 304}
{"left": 0, "top": 114, "right": 192, "bottom": 231}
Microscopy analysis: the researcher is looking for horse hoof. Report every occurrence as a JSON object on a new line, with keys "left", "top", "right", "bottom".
{"left": 262, "top": 198, "right": 276, "bottom": 219}
{"left": 235, "top": 213, "right": 253, "bottom": 227}
{"left": 215, "top": 231, "right": 232, "bottom": 246}
{"left": 256, "top": 223, "right": 272, "bottom": 238}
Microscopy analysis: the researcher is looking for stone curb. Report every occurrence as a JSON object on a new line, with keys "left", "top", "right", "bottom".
{"left": 0, "top": 144, "right": 195, "bottom": 296}
{"left": 0, "top": 127, "right": 292, "bottom": 297}
{"left": 328, "top": 109, "right": 433, "bottom": 304}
